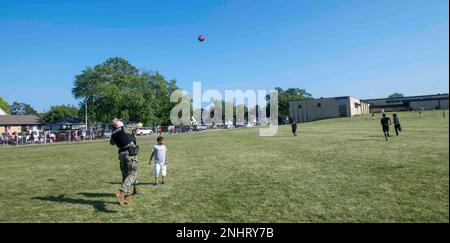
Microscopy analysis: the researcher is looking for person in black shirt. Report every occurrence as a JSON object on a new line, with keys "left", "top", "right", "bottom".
{"left": 110, "top": 119, "right": 140, "bottom": 206}
{"left": 392, "top": 113, "right": 402, "bottom": 136}
{"left": 291, "top": 119, "right": 298, "bottom": 136}
{"left": 380, "top": 114, "right": 391, "bottom": 141}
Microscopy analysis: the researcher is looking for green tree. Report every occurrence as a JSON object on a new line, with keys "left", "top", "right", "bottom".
{"left": 73, "top": 57, "right": 142, "bottom": 123}
{"left": 205, "top": 100, "right": 249, "bottom": 125}
{"left": 73, "top": 57, "right": 179, "bottom": 126}
{"left": 0, "top": 96, "right": 10, "bottom": 114}
{"left": 145, "top": 72, "right": 179, "bottom": 125}
{"left": 10, "top": 101, "right": 38, "bottom": 115}
{"left": 41, "top": 105, "right": 79, "bottom": 123}
{"left": 248, "top": 104, "right": 265, "bottom": 123}
{"left": 266, "top": 87, "right": 313, "bottom": 123}
{"left": 388, "top": 93, "right": 404, "bottom": 99}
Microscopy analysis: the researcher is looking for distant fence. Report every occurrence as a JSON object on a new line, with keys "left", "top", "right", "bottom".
{"left": 0, "top": 124, "right": 249, "bottom": 148}
{"left": 1, "top": 130, "right": 108, "bottom": 147}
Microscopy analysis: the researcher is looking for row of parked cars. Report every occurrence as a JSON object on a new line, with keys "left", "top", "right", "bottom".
{"left": 104, "top": 127, "right": 154, "bottom": 138}
{"left": 137, "top": 127, "right": 154, "bottom": 135}
{"left": 103, "top": 123, "right": 257, "bottom": 138}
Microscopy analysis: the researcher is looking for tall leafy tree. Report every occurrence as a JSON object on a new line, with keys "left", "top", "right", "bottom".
{"left": 146, "top": 72, "right": 172, "bottom": 125}
{"left": 10, "top": 101, "right": 38, "bottom": 115}
{"left": 266, "top": 87, "right": 313, "bottom": 122}
{"left": 205, "top": 100, "right": 249, "bottom": 124}
{"left": 388, "top": 93, "right": 404, "bottom": 99}
{"left": 73, "top": 57, "right": 142, "bottom": 123}
{"left": 0, "top": 96, "right": 10, "bottom": 114}
{"left": 41, "top": 105, "right": 79, "bottom": 123}
{"left": 73, "top": 57, "right": 179, "bottom": 126}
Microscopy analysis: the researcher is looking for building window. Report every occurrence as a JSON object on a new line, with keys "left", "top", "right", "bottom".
{"left": 317, "top": 103, "right": 321, "bottom": 108}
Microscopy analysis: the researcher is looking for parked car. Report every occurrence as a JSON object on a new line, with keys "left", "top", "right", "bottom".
{"left": 245, "top": 123, "right": 256, "bottom": 128}
{"left": 193, "top": 124, "right": 208, "bottom": 131}
{"left": 224, "top": 124, "right": 235, "bottom": 129}
{"left": 137, "top": 128, "right": 153, "bottom": 136}
{"left": 104, "top": 130, "right": 113, "bottom": 138}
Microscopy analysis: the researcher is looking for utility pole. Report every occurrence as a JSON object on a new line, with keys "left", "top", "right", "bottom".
{"left": 85, "top": 98, "right": 88, "bottom": 142}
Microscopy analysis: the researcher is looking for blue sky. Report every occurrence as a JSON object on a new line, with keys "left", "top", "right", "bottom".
{"left": 0, "top": 0, "right": 448, "bottom": 112}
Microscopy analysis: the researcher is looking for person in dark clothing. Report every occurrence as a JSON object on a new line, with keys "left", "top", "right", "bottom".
{"left": 110, "top": 119, "right": 140, "bottom": 206}
{"left": 380, "top": 114, "right": 391, "bottom": 141}
{"left": 291, "top": 120, "right": 298, "bottom": 136}
{"left": 392, "top": 113, "right": 402, "bottom": 136}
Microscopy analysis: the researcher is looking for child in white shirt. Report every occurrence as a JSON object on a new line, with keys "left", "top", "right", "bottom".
{"left": 149, "top": 136, "right": 168, "bottom": 185}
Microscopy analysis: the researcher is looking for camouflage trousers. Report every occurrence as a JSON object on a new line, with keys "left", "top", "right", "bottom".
{"left": 118, "top": 151, "right": 139, "bottom": 195}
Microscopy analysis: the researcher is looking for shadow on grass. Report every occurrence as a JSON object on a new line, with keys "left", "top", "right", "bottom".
{"left": 108, "top": 182, "right": 154, "bottom": 185}
{"left": 274, "top": 135, "right": 298, "bottom": 138}
{"left": 78, "top": 192, "right": 115, "bottom": 198}
{"left": 372, "top": 165, "right": 406, "bottom": 173}
{"left": 367, "top": 135, "right": 385, "bottom": 138}
{"left": 32, "top": 194, "right": 118, "bottom": 213}
{"left": 346, "top": 138, "right": 379, "bottom": 141}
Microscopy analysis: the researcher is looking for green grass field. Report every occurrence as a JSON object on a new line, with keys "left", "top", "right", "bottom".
{"left": 0, "top": 110, "right": 448, "bottom": 222}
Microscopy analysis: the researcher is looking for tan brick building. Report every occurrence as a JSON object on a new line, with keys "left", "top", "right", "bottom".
{"left": 289, "top": 96, "right": 370, "bottom": 123}
{"left": 365, "top": 94, "right": 449, "bottom": 113}
{"left": 0, "top": 115, "right": 43, "bottom": 134}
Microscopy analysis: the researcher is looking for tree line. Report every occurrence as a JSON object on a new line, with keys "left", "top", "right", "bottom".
{"left": 3, "top": 57, "right": 409, "bottom": 125}
{"left": 72, "top": 57, "right": 178, "bottom": 126}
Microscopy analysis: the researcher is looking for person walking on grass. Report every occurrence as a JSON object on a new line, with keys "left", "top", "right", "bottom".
{"left": 110, "top": 118, "right": 140, "bottom": 206}
{"left": 149, "top": 136, "right": 168, "bottom": 185}
{"left": 380, "top": 114, "right": 392, "bottom": 141}
{"left": 2, "top": 132, "right": 9, "bottom": 146}
{"left": 393, "top": 113, "right": 402, "bottom": 136}
{"left": 291, "top": 119, "right": 298, "bottom": 136}
{"left": 13, "top": 132, "right": 19, "bottom": 146}
{"left": 73, "top": 130, "right": 78, "bottom": 143}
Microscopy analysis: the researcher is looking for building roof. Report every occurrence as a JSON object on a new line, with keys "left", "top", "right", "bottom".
{"left": 289, "top": 96, "right": 367, "bottom": 102}
{"left": 45, "top": 116, "right": 83, "bottom": 125}
{"left": 364, "top": 94, "right": 449, "bottom": 106}
{"left": 0, "top": 115, "right": 43, "bottom": 125}
{"left": 364, "top": 93, "right": 449, "bottom": 102}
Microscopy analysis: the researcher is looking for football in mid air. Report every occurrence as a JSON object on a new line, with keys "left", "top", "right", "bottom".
{"left": 198, "top": 35, "right": 205, "bottom": 42}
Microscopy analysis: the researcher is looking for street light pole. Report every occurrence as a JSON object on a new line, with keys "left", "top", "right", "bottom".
{"left": 85, "top": 98, "right": 88, "bottom": 142}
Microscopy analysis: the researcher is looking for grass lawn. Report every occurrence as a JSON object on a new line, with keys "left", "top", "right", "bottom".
{"left": 0, "top": 110, "right": 448, "bottom": 222}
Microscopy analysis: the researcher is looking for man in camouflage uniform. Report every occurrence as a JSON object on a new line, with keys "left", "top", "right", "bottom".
{"left": 110, "top": 119, "right": 141, "bottom": 206}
